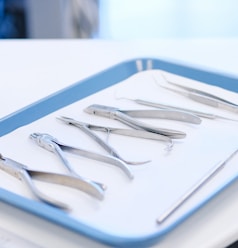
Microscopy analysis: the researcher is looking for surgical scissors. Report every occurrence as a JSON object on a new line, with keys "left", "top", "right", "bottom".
{"left": 30, "top": 133, "right": 134, "bottom": 180}
{"left": 57, "top": 116, "right": 173, "bottom": 161}
{"left": 0, "top": 154, "right": 103, "bottom": 209}
{"left": 84, "top": 104, "right": 188, "bottom": 139}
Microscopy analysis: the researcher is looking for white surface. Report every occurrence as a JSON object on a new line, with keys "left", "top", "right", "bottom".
{"left": 1, "top": 38, "right": 238, "bottom": 118}
{"left": 1, "top": 39, "right": 238, "bottom": 247}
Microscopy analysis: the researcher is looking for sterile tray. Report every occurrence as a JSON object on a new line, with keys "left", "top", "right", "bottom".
{"left": 1, "top": 58, "right": 238, "bottom": 247}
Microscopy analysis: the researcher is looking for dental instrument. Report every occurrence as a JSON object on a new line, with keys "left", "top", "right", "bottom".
{"left": 84, "top": 104, "right": 188, "bottom": 139}
{"left": 0, "top": 153, "right": 103, "bottom": 209}
{"left": 30, "top": 133, "right": 134, "bottom": 180}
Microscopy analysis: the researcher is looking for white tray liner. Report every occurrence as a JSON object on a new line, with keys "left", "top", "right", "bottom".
{"left": 1, "top": 69, "right": 238, "bottom": 238}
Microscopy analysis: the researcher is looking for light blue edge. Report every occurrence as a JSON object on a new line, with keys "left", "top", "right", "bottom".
{"left": 0, "top": 58, "right": 238, "bottom": 248}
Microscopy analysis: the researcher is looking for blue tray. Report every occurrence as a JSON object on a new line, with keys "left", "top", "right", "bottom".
{"left": 0, "top": 58, "right": 238, "bottom": 247}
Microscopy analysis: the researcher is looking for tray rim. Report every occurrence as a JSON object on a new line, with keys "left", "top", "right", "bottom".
{"left": 1, "top": 57, "right": 238, "bottom": 247}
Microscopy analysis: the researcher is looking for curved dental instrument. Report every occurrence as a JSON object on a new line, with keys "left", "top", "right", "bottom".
{"left": 166, "top": 77, "right": 238, "bottom": 108}
{"left": 0, "top": 154, "right": 103, "bottom": 209}
{"left": 157, "top": 148, "right": 238, "bottom": 224}
{"left": 57, "top": 116, "right": 173, "bottom": 165}
{"left": 84, "top": 104, "right": 187, "bottom": 139}
{"left": 30, "top": 133, "right": 134, "bottom": 180}
{"left": 57, "top": 116, "right": 153, "bottom": 164}
{"left": 158, "top": 74, "right": 238, "bottom": 113}
{"left": 121, "top": 98, "right": 238, "bottom": 122}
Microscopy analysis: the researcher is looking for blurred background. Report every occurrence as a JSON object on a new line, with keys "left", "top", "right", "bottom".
{"left": 0, "top": 0, "right": 238, "bottom": 39}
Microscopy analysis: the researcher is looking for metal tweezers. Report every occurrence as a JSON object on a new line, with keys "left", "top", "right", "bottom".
{"left": 57, "top": 116, "right": 173, "bottom": 161}
{"left": 159, "top": 74, "right": 238, "bottom": 113}
{"left": 0, "top": 154, "right": 102, "bottom": 210}
{"left": 84, "top": 104, "right": 200, "bottom": 139}
{"left": 30, "top": 133, "right": 134, "bottom": 181}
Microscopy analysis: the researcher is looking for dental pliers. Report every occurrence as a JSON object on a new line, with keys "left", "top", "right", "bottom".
{"left": 57, "top": 116, "right": 173, "bottom": 162}
{"left": 0, "top": 154, "right": 103, "bottom": 210}
{"left": 30, "top": 133, "right": 134, "bottom": 181}
{"left": 84, "top": 104, "right": 198, "bottom": 139}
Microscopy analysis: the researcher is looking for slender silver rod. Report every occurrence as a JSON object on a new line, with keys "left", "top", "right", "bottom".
{"left": 157, "top": 148, "right": 238, "bottom": 224}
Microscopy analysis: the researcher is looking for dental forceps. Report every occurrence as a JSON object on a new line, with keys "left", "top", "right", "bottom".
{"left": 157, "top": 148, "right": 238, "bottom": 224}
{"left": 0, "top": 154, "right": 103, "bottom": 209}
{"left": 57, "top": 117, "right": 150, "bottom": 164}
{"left": 84, "top": 104, "right": 189, "bottom": 139}
{"left": 30, "top": 133, "right": 134, "bottom": 181}
{"left": 120, "top": 97, "right": 238, "bottom": 122}
{"left": 57, "top": 116, "right": 172, "bottom": 161}
{"left": 157, "top": 74, "right": 238, "bottom": 113}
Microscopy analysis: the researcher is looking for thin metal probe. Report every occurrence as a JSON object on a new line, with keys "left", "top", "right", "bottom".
{"left": 114, "top": 93, "right": 201, "bottom": 125}
{"left": 117, "top": 97, "right": 238, "bottom": 122}
{"left": 157, "top": 148, "right": 238, "bottom": 224}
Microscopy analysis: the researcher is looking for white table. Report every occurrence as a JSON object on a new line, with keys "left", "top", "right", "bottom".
{"left": 0, "top": 39, "right": 238, "bottom": 248}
